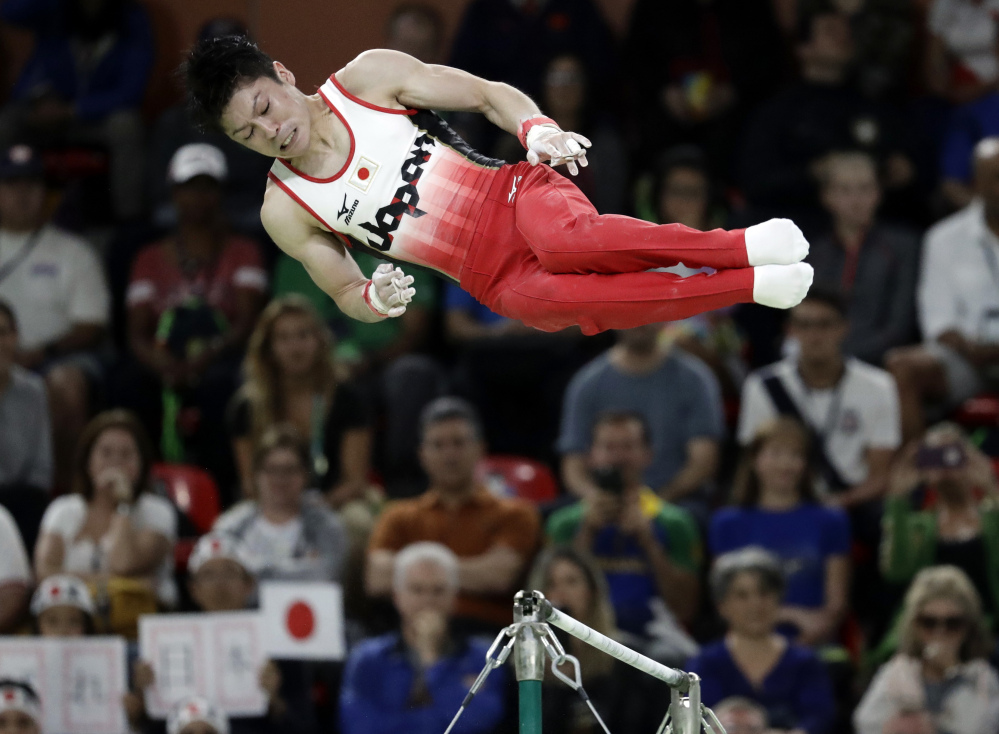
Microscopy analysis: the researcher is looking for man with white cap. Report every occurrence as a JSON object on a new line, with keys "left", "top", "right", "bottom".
{"left": 30, "top": 574, "right": 95, "bottom": 637}
{"left": 120, "top": 142, "right": 267, "bottom": 480}
{"left": 166, "top": 697, "right": 228, "bottom": 734}
{"left": 0, "top": 679, "right": 42, "bottom": 734}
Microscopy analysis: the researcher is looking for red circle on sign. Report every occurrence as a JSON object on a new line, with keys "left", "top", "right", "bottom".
{"left": 286, "top": 601, "right": 315, "bottom": 640}
{"left": 358, "top": 167, "right": 370, "bottom": 180}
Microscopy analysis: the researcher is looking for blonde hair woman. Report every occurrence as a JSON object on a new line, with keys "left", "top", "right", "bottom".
{"left": 228, "top": 295, "right": 372, "bottom": 506}
{"left": 854, "top": 566, "right": 999, "bottom": 734}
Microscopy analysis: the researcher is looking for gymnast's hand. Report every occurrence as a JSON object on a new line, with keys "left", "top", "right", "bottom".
{"left": 525, "top": 125, "right": 592, "bottom": 176}
{"left": 365, "top": 263, "right": 416, "bottom": 318}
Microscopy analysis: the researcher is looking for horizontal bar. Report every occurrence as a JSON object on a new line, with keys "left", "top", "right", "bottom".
{"left": 539, "top": 600, "right": 689, "bottom": 692}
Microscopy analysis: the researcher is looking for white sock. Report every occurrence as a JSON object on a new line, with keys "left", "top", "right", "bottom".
{"left": 753, "top": 263, "right": 814, "bottom": 309}
{"left": 745, "top": 218, "right": 810, "bottom": 266}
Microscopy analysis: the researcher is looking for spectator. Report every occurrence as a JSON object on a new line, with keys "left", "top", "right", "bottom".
{"left": 166, "top": 698, "right": 229, "bottom": 734}
{"left": 712, "top": 418, "right": 850, "bottom": 647}
{"left": 712, "top": 697, "right": 769, "bottom": 734}
{"left": 229, "top": 296, "right": 372, "bottom": 507}
{"left": 0, "top": 680, "right": 42, "bottom": 734}
{"left": 887, "top": 137, "right": 999, "bottom": 441}
{"left": 0, "top": 300, "right": 52, "bottom": 548}
{"left": 810, "top": 151, "right": 919, "bottom": 365}
{"left": 827, "top": 0, "right": 915, "bottom": 101}
{"left": 366, "top": 397, "right": 540, "bottom": 633}
{"left": 880, "top": 423, "right": 999, "bottom": 621}
{"left": 854, "top": 566, "right": 999, "bottom": 734}
{"left": 121, "top": 143, "right": 267, "bottom": 484}
{"left": 924, "top": 0, "right": 999, "bottom": 104}
{"left": 687, "top": 547, "right": 836, "bottom": 734}
{"left": 737, "top": 289, "right": 901, "bottom": 512}
{"left": 33, "top": 409, "right": 178, "bottom": 608}
{"left": 384, "top": 3, "right": 445, "bottom": 63}
{"left": 558, "top": 324, "right": 724, "bottom": 518}
{"left": 0, "top": 0, "right": 153, "bottom": 220}
{"left": 31, "top": 574, "right": 94, "bottom": 637}
{"left": 0, "top": 144, "right": 109, "bottom": 494}
{"left": 0, "top": 502, "right": 30, "bottom": 634}
{"left": 125, "top": 534, "right": 316, "bottom": 734}
{"left": 213, "top": 425, "right": 347, "bottom": 583}
{"left": 447, "top": 0, "right": 616, "bottom": 150}
{"left": 939, "top": 86, "right": 999, "bottom": 210}
{"left": 546, "top": 411, "right": 702, "bottom": 637}
{"left": 527, "top": 546, "right": 660, "bottom": 734}
{"left": 625, "top": 0, "right": 789, "bottom": 180}
{"left": 341, "top": 542, "right": 506, "bottom": 734}
{"left": 738, "top": 7, "right": 915, "bottom": 220}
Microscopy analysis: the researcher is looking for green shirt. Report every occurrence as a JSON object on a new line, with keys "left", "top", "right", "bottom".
{"left": 272, "top": 252, "right": 438, "bottom": 360}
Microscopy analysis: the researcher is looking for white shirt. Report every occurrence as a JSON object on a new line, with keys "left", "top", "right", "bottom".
{"left": 929, "top": 0, "right": 999, "bottom": 84}
{"left": 918, "top": 200, "right": 999, "bottom": 344}
{"left": 39, "top": 494, "right": 178, "bottom": 605}
{"left": 0, "top": 225, "right": 110, "bottom": 350}
{"left": 0, "top": 505, "right": 30, "bottom": 586}
{"left": 738, "top": 357, "right": 902, "bottom": 488}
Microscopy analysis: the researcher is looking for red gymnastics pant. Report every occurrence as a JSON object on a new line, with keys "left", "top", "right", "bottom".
{"left": 457, "top": 162, "right": 755, "bottom": 335}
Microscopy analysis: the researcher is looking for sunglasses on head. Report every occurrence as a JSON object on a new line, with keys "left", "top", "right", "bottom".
{"left": 915, "top": 614, "right": 966, "bottom": 632}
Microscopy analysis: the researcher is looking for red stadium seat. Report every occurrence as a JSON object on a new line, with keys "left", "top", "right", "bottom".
{"left": 478, "top": 455, "right": 559, "bottom": 504}
{"left": 151, "top": 463, "right": 222, "bottom": 571}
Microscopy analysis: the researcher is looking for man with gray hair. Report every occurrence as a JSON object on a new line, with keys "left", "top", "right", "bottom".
{"left": 367, "top": 397, "right": 540, "bottom": 632}
{"left": 342, "top": 541, "right": 507, "bottom": 734}
{"left": 888, "top": 136, "right": 999, "bottom": 440}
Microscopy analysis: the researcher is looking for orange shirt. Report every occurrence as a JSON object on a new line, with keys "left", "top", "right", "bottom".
{"left": 369, "top": 486, "right": 540, "bottom": 627}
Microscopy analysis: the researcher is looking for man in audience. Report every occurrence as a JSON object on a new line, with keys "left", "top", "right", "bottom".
{"left": 558, "top": 324, "right": 724, "bottom": 521}
{"left": 0, "top": 0, "right": 154, "bottom": 221}
{"left": 213, "top": 426, "right": 347, "bottom": 583}
{"left": 810, "top": 151, "right": 919, "bottom": 366}
{"left": 121, "top": 143, "right": 266, "bottom": 479}
{"left": 342, "top": 542, "right": 507, "bottom": 734}
{"left": 738, "top": 6, "right": 915, "bottom": 224}
{"left": 366, "top": 397, "right": 540, "bottom": 633}
{"left": 0, "top": 145, "right": 107, "bottom": 494}
{"left": 384, "top": 3, "right": 445, "bottom": 64}
{"left": 713, "top": 697, "right": 769, "bottom": 734}
{"left": 738, "top": 288, "right": 901, "bottom": 512}
{"left": 547, "top": 411, "right": 702, "bottom": 638}
{"left": 887, "top": 136, "right": 999, "bottom": 440}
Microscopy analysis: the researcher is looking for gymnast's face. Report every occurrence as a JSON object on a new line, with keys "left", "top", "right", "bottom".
{"left": 222, "top": 62, "right": 312, "bottom": 159}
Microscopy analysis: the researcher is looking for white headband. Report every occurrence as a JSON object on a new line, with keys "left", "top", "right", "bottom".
{"left": 0, "top": 683, "right": 41, "bottom": 724}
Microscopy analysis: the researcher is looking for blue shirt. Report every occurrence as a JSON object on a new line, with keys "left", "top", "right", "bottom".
{"left": 687, "top": 640, "right": 835, "bottom": 734}
{"left": 340, "top": 633, "right": 506, "bottom": 734}
{"left": 941, "top": 93, "right": 999, "bottom": 182}
{"left": 710, "top": 505, "right": 850, "bottom": 609}
{"left": 444, "top": 284, "right": 508, "bottom": 325}
{"left": 556, "top": 350, "right": 724, "bottom": 489}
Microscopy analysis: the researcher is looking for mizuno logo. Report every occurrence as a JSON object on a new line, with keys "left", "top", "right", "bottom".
{"left": 508, "top": 175, "right": 522, "bottom": 204}
{"left": 338, "top": 194, "right": 359, "bottom": 225}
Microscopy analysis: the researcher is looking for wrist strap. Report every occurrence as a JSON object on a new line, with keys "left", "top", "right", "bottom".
{"left": 517, "top": 115, "right": 558, "bottom": 149}
{"left": 362, "top": 280, "right": 389, "bottom": 318}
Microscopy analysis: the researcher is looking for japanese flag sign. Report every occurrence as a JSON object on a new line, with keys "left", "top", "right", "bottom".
{"left": 260, "top": 582, "right": 345, "bottom": 660}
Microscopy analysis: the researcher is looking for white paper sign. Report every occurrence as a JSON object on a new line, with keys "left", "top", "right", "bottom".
{"left": 0, "top": 637, "right": 128, "bottom": 734}
{"left": 260, "top": 582, "right": 345, "bottom": 660}
{"left": 139, "top": 611, "right": 267, "bottom": 719}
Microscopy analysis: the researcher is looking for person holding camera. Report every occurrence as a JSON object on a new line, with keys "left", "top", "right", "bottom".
{"left": 546, "top": 411, "right": 702, "bottom": 639}
{"left": 881, "top": 422, "right": 999, "bottom": 622}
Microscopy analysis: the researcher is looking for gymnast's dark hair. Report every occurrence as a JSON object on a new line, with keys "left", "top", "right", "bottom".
{"left": 182, "top": 34, "right": 279, "bottom": 133}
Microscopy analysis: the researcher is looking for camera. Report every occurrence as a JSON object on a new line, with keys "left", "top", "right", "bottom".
{"left": 591, "top": 465, "right": 625, "bottom": 495}
{"left": 915, "top": 442, "right": 966, "bottom": 470}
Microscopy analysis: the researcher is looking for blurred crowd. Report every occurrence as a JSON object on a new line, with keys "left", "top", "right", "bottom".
{"left": 0, "top": 0, "right": 998, "bottom": 733}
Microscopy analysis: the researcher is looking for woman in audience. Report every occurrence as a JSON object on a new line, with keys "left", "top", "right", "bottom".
{"left": 711, "top": 418, "right": 850, "bottom": 646}
{"left": 34, "top": 410, "right": 178, "bottom": 609}
{"left": 213, "top": 424, "right": 347, "bottom": 583}
{"left": 229, "top": 295, "right": 372, "bottom": 507}
{"left": 687, "top": 547, "right": 836, "bottom": 734}
{"left": 528, "top": 546, "right": 658, "bottom": 734}
{"left": 881, "top": 422, "right": 999, "bottom": 620}
{"left": 854, "top": 566, "right": 999, "bottom": 734}
{"left": 31, "top": 574, "right": 95, "bottom": 637}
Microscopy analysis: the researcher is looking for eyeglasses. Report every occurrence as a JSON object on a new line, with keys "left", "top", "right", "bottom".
{"left": 915, "top": 614, "right": 966, "bottom": 632}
